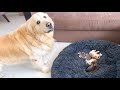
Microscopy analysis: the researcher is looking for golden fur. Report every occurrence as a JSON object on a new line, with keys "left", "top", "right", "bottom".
{"left": 0, "top": 12, "right": 55, "bottom": 74}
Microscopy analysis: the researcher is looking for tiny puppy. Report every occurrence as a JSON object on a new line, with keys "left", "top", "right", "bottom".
{"left": 78, "top": 50, "right": 102, "bottom": 72}
{"left": 0, "top": 12, "right": 55, "bottom": 75}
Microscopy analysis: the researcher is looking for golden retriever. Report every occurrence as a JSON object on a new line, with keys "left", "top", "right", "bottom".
{"left": 0, "top": 12, "right": 55, "bottom": 76}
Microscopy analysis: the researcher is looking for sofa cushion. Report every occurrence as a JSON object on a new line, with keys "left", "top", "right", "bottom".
{"left": 47, "top": 12, "right": 120, "bottom": 31}
{"left": 54, "top": 30, "right": 120, "bottom": 43}
{"left": 0, "top": 12, "right": 5, "bottom": 16}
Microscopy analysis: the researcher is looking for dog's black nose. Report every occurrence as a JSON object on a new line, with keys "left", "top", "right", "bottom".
{"left": 46, "top": 22, "right": 52, "bottom": 29}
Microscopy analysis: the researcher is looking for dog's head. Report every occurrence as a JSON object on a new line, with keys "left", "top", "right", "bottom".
{"left": 26, "top": 12, "right": 54, "bottom": 35}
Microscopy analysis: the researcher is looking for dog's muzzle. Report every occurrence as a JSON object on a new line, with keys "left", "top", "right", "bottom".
{"left": 46, "top": 22, "right": 54, "bottom": 33}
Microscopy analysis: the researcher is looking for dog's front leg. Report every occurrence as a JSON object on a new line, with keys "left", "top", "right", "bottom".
{"left": 31, "top": 57, "right": 50, "bottom": 73}
{"left": 0, "top": 64, "right": 5, "bottom": 78}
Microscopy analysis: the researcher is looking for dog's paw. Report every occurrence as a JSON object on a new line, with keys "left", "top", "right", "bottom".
{"left": 41, "top": 66, "right": 50, "bottom": 73}
{"left": 0, "top": 73, "right": 5, "bottom": 78}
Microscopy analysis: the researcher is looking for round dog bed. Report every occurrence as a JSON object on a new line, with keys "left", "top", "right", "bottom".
{"left": 51, "top": 40, "right": 120, "bottom": 78}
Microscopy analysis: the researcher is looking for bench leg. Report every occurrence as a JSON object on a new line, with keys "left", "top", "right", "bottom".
{"left": 2, "top": 14, "right": 10, "bottom": 22}
{"left": 23, "top": 12, "right": 32, "bottom": 21}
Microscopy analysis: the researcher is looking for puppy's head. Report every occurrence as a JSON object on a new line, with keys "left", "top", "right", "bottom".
{"left": 26, "top": 12, "right": 54, "bottom": 35}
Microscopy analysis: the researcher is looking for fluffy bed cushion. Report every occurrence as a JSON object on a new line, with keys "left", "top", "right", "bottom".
{"left": 51, "top": 40, "right": 120, "bottom": 78}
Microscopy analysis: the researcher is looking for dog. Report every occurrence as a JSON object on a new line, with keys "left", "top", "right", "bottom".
{"left": 0, "top": 12, "right": 55, "bottom": 76}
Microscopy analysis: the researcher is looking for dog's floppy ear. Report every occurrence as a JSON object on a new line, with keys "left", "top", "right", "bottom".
{"left": 26, "top": 20, "right": 36, "bottom": 35}
{"left": 27, "top": 22, "right": 33, "bottom": 32}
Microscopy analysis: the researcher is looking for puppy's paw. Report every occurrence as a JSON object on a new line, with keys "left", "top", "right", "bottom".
{"left": 41, "top": 66, "right": 50, "bottom": 73}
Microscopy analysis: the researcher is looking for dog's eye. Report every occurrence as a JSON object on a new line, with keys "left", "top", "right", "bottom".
{"left": 43, "top": 16, "right": 47, "bottom": 18}
{"left": 37, "top": 21, "right": 40, "bottom": 24}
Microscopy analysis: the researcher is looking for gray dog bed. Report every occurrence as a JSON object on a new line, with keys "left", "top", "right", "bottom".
{"left": 51, "top": 40, "right": 120, "bottom": 78}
